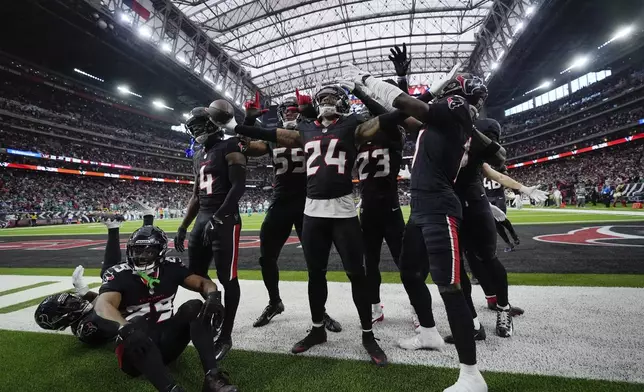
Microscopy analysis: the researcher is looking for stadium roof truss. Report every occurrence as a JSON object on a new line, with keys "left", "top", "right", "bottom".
{"left": 99, "top": 0, "right": 538, "bottom": 103}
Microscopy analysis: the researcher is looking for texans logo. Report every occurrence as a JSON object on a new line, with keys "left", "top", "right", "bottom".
{"left": 534, "top": 226, "right": 644, "bottom": 247}
{"left": 447, "top": 96, "right": 465, "bottom": 110}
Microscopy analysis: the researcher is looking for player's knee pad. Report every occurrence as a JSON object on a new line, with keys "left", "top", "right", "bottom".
{"left": 175, "top": 299, "right": 203, "bottom": 322}
{"left": 438, "top": 283, "right": 462, "bottom": 295}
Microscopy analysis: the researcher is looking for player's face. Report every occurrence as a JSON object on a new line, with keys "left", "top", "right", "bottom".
{"left": 317, "top": 93, "right": 341, "bottom": 119}
{"left": 284, "top": 107, "right": 299, "bottom": 121}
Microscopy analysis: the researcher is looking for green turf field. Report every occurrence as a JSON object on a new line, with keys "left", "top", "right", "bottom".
{"left": 1, "top": 206, "right": 643, "bottom": 236}
{"left": 1, "top": 330, "right": 641, "bottom": 392}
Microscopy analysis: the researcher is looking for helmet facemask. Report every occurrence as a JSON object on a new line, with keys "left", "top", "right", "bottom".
{"left": 126, "top": 226, "right": 168, "bottom": 273}
{"left": 35, "top": 293, "right": 92, "bottom": 331}
{"left": 314, "top": 86, "right": 350, "bottom": 119}
{"left": 278, "top": 98, "right": 300, "bottom": 129}
{"left": 186, "top": 108, "right": 223, "bottom": 145}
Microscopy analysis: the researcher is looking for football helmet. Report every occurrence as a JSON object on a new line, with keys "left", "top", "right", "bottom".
{"left": 278, "top": 96, "right": 300, "bottom": 129}
{"left": 475, "top": 118, "right": 501, "bottom": 142}
{"left": 126, "top": 225, "right": 169, "bottom": 272}
{"left": 439, "top": 73, "right": 488, "bottom": 109}
{"left": 185, "top": 107, "right": 223, "bottom": 145}
{"left": 314, "top": 85, "right": 351, "bottom": 118}
{"left": 35, "top": 293, "right": 92, "bottom": 331}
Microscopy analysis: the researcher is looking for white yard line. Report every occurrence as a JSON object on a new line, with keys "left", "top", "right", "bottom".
{"left": 0, "top": 277, "right": 642, "bottom": 383}
{"left": 523, "top": 208, "right": 644, "bottom": 216}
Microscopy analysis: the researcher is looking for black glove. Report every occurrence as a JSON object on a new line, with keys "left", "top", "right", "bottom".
{"left": 202, "top": 214, "right": 223, "bottom": 247}
{"left": 389, "top": 43, "right": 411, "bottom": 77}
{"left": 174, "top": 226, "right": 187, "bottom": 252}
{"left": 199, "top": 291, "right": 225, "bottom": 336}
{"left": 117, "top": 316, "right": 150, "bottom": 356}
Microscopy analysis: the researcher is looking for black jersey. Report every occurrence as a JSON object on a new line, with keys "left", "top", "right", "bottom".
{"left": 298, "top": 114, "right": 364, "bottom": 199}
{"left": 484, "top": 176, "right": 505, "bottom": 199}
{"left": 267, "top": 142, "right": 307, "bottom": 200}
{"left": 357, "top": 130, "right": 403, "bottom": 209}
{"left": 71, "top": 311, "right": 118, "bottom": 345}
{"left": 193, "top": 137, "right": 244, "bottom": 212}
{"left": 99, "top": 257, "right": 190, "bottom": 324}
{"left": 410, "top": 96, "right": 473, "bottom": 218}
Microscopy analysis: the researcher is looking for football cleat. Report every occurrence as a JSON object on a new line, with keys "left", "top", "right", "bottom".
{"left": 444, "top": 324, "right": 486, "bottom": 344}
{"left": 371, "top": 303, "right": 384, "bottom": 324}
{"left": 509, "top": 305, "right": 524, "bottom": 317}
{"left": 443, "top": 369, "right": 488, "bottom": 392}
{"left": 411, "top": 309, "right": 420, "bottom": 332}
{"left": 202, "top": 370, "right": 238, "bottom": 392}
{"left": 323, "top": 312, "right": 342, "bottom": 333}
{"left": 253, "top": 301, "right": 285, "bottom": 327}
{"left": 503, "top": 245, "right": 515, "bottom": 252}
{"left": 513, "top": 237, "right": 520, "bottom": 246}
{"left": 363, "top": 332, "right": 387, "bottom": 367}
{"left": 292, "top": 326, "right": 327, "bottom": 354}
{"left": 72, "top": 265, "right": 89, "bottom": 296}
{"left": 213, "top": 338, "right": 233, "bottom": 361}
{"left": 496, "top": 308, "right": 513, "bottom": 338}
{"left": 399, "top": 328, "right": 445, "bottom": 351}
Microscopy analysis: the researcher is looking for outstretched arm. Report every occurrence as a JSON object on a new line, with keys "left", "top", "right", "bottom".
{"left": 482, "top": 163, "right": 548, "bottom": 202}
{"left": 182, "top": 274, "right": 218, "bottom": 296}
{"left": 244, "top": 140, "right": 270, "bottom": 157}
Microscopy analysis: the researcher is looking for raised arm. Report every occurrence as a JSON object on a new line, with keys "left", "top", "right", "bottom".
{"left": 482, "top": 163, "right": 548, "bottom": 202}
{"left": 244, "top": 140, "right": 270, "bottom": 157}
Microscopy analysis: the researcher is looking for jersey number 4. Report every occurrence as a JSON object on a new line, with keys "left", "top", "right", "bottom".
{"left": 356, "top": 148, "right": 390, "bottom": 180}
{"left": 304, "top": 139, "right": 346, "bottom": 176}
{"left": 199, "top": 165, "right": 215, "bottom": 195}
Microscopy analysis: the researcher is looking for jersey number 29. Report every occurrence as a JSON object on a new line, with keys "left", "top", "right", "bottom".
{"left": 304, "top": 139, "right": 346, "bottom": 176}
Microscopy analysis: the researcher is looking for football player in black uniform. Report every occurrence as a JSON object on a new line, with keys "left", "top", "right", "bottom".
{"left": 174, "top": 106, "right": 247, "bottom": 361}
{"left": 241, "top": 96, "right": 342, "bottom": 332}
{"left": 350, "top": 65, "right": 493, "bottom": 391}
{"left": 215, "top": 85, "right": 407, "bottom": 367}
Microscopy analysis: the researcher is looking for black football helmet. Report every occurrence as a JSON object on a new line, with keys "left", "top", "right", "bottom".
{"left": 126, "top": 225, "right": 169, "bottom": 272}
{"left": 278, "top": 96, "right": 300, "bottom": 129}
{"left": 186, "top": 107, "right": 223, "bottom": 144}
{"left": 475, "top": 118, "right": 501, "bottom": 142}
{"left": 439, "top": 73, "right": 488, "bottom": 109}
{"left": 314, "top": 85, "right": 351, "bottom": 118}
{"left": 34, "top": 293, "right": 91, "bottom": 331}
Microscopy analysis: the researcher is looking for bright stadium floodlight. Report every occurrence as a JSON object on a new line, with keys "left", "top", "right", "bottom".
{"left": 523, "top": 80, "right": 553, "bottom": 95}
{"left": 560, "top": 55, "right": 589, "bottom": 74}
{"left": 526, "top": 5, "right": 535, "bottom": 16}
{"left": 613, "top": 25, "right": 634, "bottom": 41}
{"left": 73, "top": 68, "right": 104, "bottom": 82}
{"left": 152, "top": 100, "right": 174, "bottom": 110}
{"left": 120, "top": 13, "right": 132, "bottom": 24}
{"left": 161, "top": 42, "right": 172, "bottom": 52}
{"left": 491, "top": 62, "right": 499, "bottom": 70}
{"left": 216, "top": 84, "right": 222, "bottom": 91}
{"left": 204, "top": 75, "right": 214, "bottom": 84}
{"left": 138, "top": 26, "right": 152, "bottom": 39}
{"left": 496, "top": 49, "right": 505, "bottom": 61}
{"left": 515, "top": 21, "right": 525, "bottom": 32}
{"left": 117, "top": 85, "right": 142, "bottom": 98}
{"left": 225, "top": 91, "right": 233, "bottom": 99}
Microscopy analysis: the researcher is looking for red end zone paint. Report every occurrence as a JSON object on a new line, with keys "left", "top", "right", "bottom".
{"left": 533, "top": 226, "right": 644, "bottom": 247}
{"left": 0, "top": 236, "right": 300, "bottom": 251}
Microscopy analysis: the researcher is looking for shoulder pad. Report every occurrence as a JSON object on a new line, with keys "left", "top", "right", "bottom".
{"left": 101, "top": 263, "right": 132, "bottom": 283}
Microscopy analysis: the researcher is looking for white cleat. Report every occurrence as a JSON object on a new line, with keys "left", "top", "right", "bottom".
{"left": 72, "top": 265, "right": 89, "bottom": 296}
{"left": 371, "top": 303, "right": 384, "bottom": 324}
{"left": 398, "top": 327, "right": 445, "bottom": 351}
{"left": 444, "top": 366, "right": 487, "bottom": 392}
{"left": 102, "top": 218, "right": 122, "bottom": 229}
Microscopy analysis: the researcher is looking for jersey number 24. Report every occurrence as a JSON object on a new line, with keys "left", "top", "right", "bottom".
{"left": 304, "top": 139, "right": 346, "bottom": 176}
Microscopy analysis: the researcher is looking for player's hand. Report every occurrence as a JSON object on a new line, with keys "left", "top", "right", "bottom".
{"left": 199, "top": 291, "right": 225, "bottom": 336}
{"left": 520, "top": 185, "right": 549, "bottom": 202}
{"left": 174, "top": 227, "right": 187, "bottom": 253}
{"left": 117, "top": 316, "right": 148, "bottom": 341}
{"left": 202, "top": 214, "right": 223, "bottom": 246}
{"left": 337, "top": 80, "right": 356, "bottom": 93}
{"left": 429, "top": 61, "right": 462, "bottom": 97}
{"left": 243, "top": 91, "right": 269, "bottom": 125}
{"left": 389, "top": 43, "right": 411, "bottom": 77}
{"left": 72, "top": 265, "right": 89, "bottom": 296}
{"left": 342, "top": 62, "right": 370, "bottom": 84}
{"left": 399, "top": 165, "right": 411, "bottom": 180}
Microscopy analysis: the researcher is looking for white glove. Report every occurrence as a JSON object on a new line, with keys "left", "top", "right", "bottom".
{"left": 342, "top": 62, "right": 369, "bottom": 84}
{"left": 429, "top": 61, "right": 462, "bottom": 97}
{"left": 217, "top": 116, "right": 238, "bottom": 136}
{"left": 519, "top": 185, "right": 549, "bottom": 202}
{"left": 135, "top": 199, "right": 155, "bottom": 217}
{"left": 489, "top": 203, "right": 507, "bottom": 222}
{"left": 399, "top": 166, "right": 411, "bottom": 180}
{"left": 337, "top": 80, "right": 356, "bottom": 93}
{"left": 102, "top": 217, "right": 122, "bottom": 229}
{"left": 72, "top": 265, "right": 89, "bottom": 296}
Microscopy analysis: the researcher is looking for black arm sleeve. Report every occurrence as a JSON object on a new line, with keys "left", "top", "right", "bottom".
{"left": 234, "top": 125, "right": 278, "bottom": 143}
{"left": 353, "top": 85, "right": 389, "bottom": 116}
{"left": 101, "top": 228, "right": 122, "bottom": 278}
{"left": 471, "top": 129, "right": 506, "bottom": 167}
{"left": 377, "top": 111, "right": 409, "bottom": 141}
{"left": 215, "top": 163, "right": 246, "bottom": 217}
{"left": 397, "top": 76, "right": 408, "bottom": 96}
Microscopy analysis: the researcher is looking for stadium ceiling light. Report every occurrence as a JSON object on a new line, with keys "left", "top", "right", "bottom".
{"left": 73, "top": 68, "right": 104, "bottom": 82}
{"left": 138, "top": 26, "right": 152, "bottom": 39}
{"left": 182, "top": 112, "right": 190, "bottom": 119}
{"left": 560, "top": 55, "right": 589, "bottom": 74}
{"left": 496, "top": 49, "right": 505, "bottom": 61}
{"left": 117, "top": 85, "right": 142, "bottom": 98}
{"left": 515, "top": 21, "right": 525, "bottom": 32}
{"left": 526, "top": 5, "right": 536, "bottom": 16}
{"left": 160, "top": 42, "right": 172, "bottom": 52}
{"left": 204, "top": 75, "right": 214, "bottom": 84}
{"left": 176, "top": 55, "right": 188, "bottom": 64}
{"left": 225, "top": 91, "right": 233, "bottom": 99}
{"left": 120, "top": 13, "right": 132, "bottom": 24}
{"left": 599, "top": 25, "right": 635, "bottom": 49}
{"left": 216, "top": 84, "right": 222, "bottom": 91}
{"left": 491, "top": 62, "right": 499, "bottom": 70}
{"left": 523, "top": 80, "right": 553, "bottom": 95}
{"left": 152, "top": 100, "right": 174, "bottom": 110}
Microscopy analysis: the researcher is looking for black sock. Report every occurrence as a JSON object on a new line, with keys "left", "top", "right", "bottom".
{"left": 401, "top": 271, "right": 435, "bottom": 328}
{"left": 491, "top": 257, "right": 509, "bottom": 307}
{"left": 495, "top": 221, "right": 512, "bottom": 246}
{"left": 441, "top": 290, "right": 476, "bottom": 365}
{"left": 220, "top": 278, "right": 240, "bottom": 341}
{"left": 347, "top": 272, "right": 372, "bottom": 330}
{"left": 459, "top": 262, "right": 477, "bottom": 319}
{"left": 190, "top": 319, "right": 218, "bottom": 373}
{"left": 143, "top": 214, "right": 154, "bottom": 226}
{"left": 259, "top": 257, "right": 281, "bottom": 304}
{"left": 501, "top": 219, "right": 518, "bottom": 240}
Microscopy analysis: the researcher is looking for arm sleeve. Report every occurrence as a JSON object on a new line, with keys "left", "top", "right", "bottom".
{"left": 215, "top": 141, "right": 247, "bottom": 217}
{"left": 353, "top": 85, "right": 389, "bottom": 116}
{"left": 396, "top": 76, "right": 408, "bottom": 96}
{"left": 234, "top": 125, "right": 278, "bottom": 143}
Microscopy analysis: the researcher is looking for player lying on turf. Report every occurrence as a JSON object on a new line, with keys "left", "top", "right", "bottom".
{"left": 35, "top": 220, "right": 237, "bottom": 392}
